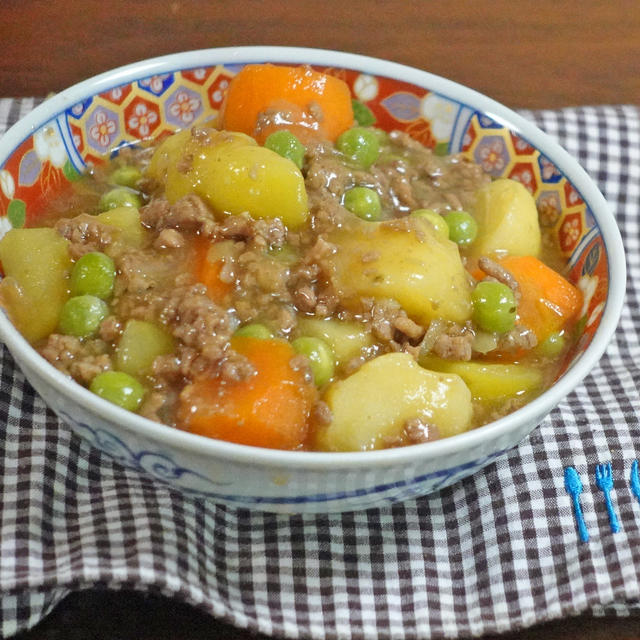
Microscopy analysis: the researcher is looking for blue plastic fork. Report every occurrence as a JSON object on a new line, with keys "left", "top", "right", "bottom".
{"left": 564, "top": 467, "right": 589, "bottom": 542}
{"left": 595, "top": 462, "right": 620, "bottom": 533}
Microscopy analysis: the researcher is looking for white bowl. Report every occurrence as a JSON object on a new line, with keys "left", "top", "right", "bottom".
{"left": 0, "top": 47, "right": 626, "bottom": 512}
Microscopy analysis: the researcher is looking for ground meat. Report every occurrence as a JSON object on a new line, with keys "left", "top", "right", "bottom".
{"left": 216, "top": 213, "right": 287, "bottom": 250}
{"left": 218, "top": 353, "right": 256, "bottom": 382}
{"left": 138, "top": 391, "right": 168, "bottom": 423}
{"left": 288, "top": 258, "right": 321, "bottom": 314}
{"left": 153, "top": 342, "right": 254, "bottom": 386}
{"left": 375, "top": 161, "right": 418, "bottom": 211}
{"left": 39, "top": 334, "right": 112, "bottom": 384}
{"left": 403, "top": 418, "right": 440, "bottom": 444}
{"left": 115, "top": 251, "right": 157, "bottom": 294}
{"left": 304, "top": 148, "right": 356, "bottom": 201}
{"left": 497, "top": 324, "right": 538, "bottom": 351}
{"left": 363, "top": 298, "right": 424, "bottom": 344}
{"left": 382, "top": 418, "right": 440, "bottom": 448}
{"left": 141, "top": 195, "right": 217, "bottom": 237}
{"left": 477, "top": 256, "right": 521, "bottom": 302}
{"left": 117, "top": 276, "right": 248, "bottom": 382}
{"left": 154, "top": 228, "right": 185, "bottom": 250}
{"left": 98, "top": 315, "right": 123, "bottom": 342}
{"left": 153, "top": 346, "right": 201, "bottom": 382}
{"left": 387, "top": 130, "right": 491, "bottom": 212}
{"left": 291, "top": 282, "right": 317, "bottom": 313}
{"left": 432, "top": 323, "right": 474, "bottom": 361}
{"left": 54, "top": 214, "right": 117, "bottom": 259}
{"left": 157, "top": 283, "right": 234, "bottom": 361}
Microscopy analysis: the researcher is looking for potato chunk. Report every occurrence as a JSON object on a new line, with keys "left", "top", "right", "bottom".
{"left": 147, "top": 129, "right": 309, "bottom": 229}
{"left": 314, "top": 352, "right": 472, "bottom": 451}
{"left": 471, "top": 178, "right": 541, "bottom": 257}
{"left": 97, "top": 206, "right": 146, "bottom": 248}
{"left": 324, "top": 217, "right": 472, "bottom": 324}
{"left": 296, "top": 317, "right": 374, "bottom": 369}
{"left": 419, "top": 355, "right": 543, "bottom": 403}
{"left": 0, "top": 228, "right": 71, "bottom": 342}
{"left": 116, "top": 319, "right": 175, "bottom": 377}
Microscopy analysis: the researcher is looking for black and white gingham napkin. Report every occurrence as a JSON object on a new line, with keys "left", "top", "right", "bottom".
{"left": 1, "top": 100, "right": 639, "bottom": 639}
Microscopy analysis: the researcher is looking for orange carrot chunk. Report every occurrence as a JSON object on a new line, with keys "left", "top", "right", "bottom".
{"left": 178, "top": 337, "right": 318, "bottom": 450}
{"left": 193, "top": 237, "right": 234, "bottom": 302}
{"left": 219, "top": 64, "right": 354, "bottom": 144}
{"left": 498, "top": 255, "right": 583, "bottom": 341}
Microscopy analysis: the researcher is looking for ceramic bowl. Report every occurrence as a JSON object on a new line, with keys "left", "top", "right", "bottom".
{"left": 0, "top": 47, "right": 625, "bottom": 513}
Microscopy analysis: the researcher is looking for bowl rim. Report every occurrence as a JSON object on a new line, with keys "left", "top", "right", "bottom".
{"left": 0, "top": 45, "right": 627, "bottom": 471}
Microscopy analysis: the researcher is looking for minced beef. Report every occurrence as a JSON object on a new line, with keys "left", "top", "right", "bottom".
{"left": 141, "top": 195, "right": 218, "bottom": 237}
{"left": 39, "top": 334, "right": 112, "bottom": 384}
{"left": 55, "top": 214, "right": 118, "bottom": 259}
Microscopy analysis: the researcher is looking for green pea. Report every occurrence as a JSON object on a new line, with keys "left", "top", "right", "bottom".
{"left": 351, "top": 99, "right": 376, "bottom": 127}
{"left": 99, "top": 187, "right": 142, "bottom": 212}
{"left": 59, "top": 295, "right": 109, "bottom": 338}
{"left": 90, "top": 371, "right": 145, "bottom": 412}
{"left": 343, "top": 186, "right": 382, "bottom": 221}
{"left": 336, "top": 127, "right": 380, "bottom": 169}
{"left": 471, "top": 281, "right": 517, "bottom": 334}
{"left": 234, "top": 323, "right": 274, "bottom": 339}
{"left": 70, "top": 251, "right": 116, "bottom": 299}
{"left": 537, "top": 331, "right": 566, "bottom": 358}
{"left": 445, "top": 210, "right": 478, "bottom": 247}
{"left": 110, "top": 165, "right": 143, "bottom": 189}
{"left": 292, "top": 336, "right": 335, "bottom": 387}
{"left": 264, "top": 130, "right": 306, "bottom": 169}
{"left": 410, "top": 209, "right": 449, "bottom": 239}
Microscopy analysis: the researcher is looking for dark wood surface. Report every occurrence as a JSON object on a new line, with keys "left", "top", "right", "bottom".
{"left": 1, "top": 0, "right": 639, "bottom": 108}
{"left": 2, "top": 1, "right": 640, "bottom": 638}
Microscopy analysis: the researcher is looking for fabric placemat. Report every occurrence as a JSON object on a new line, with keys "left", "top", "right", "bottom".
{"left": 1, "top": 100, "right": 639, "bottom": 639}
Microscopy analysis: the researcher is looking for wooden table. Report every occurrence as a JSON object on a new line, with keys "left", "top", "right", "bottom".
{"left": 2, "top": 1, "right": 639, "bottom": 638}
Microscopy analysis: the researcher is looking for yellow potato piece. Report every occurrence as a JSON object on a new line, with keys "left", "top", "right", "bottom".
{"left": 147, "top": 129, "right": 309, "bottom": 229}
{"left": 296, "top": 317, "right": 374, "bottom": 368}
{"left": 314, "top": 352, "right": 472, "bottom": 451}
{"left": 325, "top": 217, "right": 472, "bottom": 324}
{"left": 419, "top": 354, "right": 543, "bottom": 402}
{"left": 97, "top": 206, "right": 146, "bottom": 248}
{"left": 471, "top": 178, "right": 541, "bottom": 257}
{"left": 0, "top": 228, "right": 71, "bottom": 342}
{"left": 116, "top": 319, "right": 175, "bottom": 378}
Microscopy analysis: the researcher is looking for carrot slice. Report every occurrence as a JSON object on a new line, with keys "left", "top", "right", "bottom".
{"left": 219, "top": 64, "right": 354, "bottom": 143}
{"left": 193, "top": 237, "right": 234, "bottom": 302}
{"left": 498, "top": 255, "right": 583, "bottom": 341}
{"left": 178, "top": 337, "right": 318, "bottom": 450}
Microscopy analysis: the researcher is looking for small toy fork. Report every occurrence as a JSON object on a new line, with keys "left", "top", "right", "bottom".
{"left": 595, "top": 462, "right": 620, "bottom": 533}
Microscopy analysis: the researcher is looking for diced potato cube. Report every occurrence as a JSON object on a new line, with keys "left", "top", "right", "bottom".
{"left": 314, "top": 352, "right": 472, "bottom": 451}
{"left": 296, "top": 317, "right": 374, "bottom": 368}
{"left": 147, "top": 129, "right": 309, "bottom": 229}
{"left": 116, "top": 319, "right": 175, "bottom": 377}
{"left": 419, "top": 354, "right": 543, "bottom": 402}
{"left": 324, "top": 217, "right": 472, "bottom": 324}
{"left": 97, "top": 206, "right": 146, "bottom": 248}
{"left": 471, "top": 178, "right": 541, "bottom": 257}
{"left": 0, "top": 228, "right": 71, "bottom": 342}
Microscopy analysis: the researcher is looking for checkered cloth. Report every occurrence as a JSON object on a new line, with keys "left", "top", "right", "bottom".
{"left": 1, "top": 100, "right": 639, "bottom": 639}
